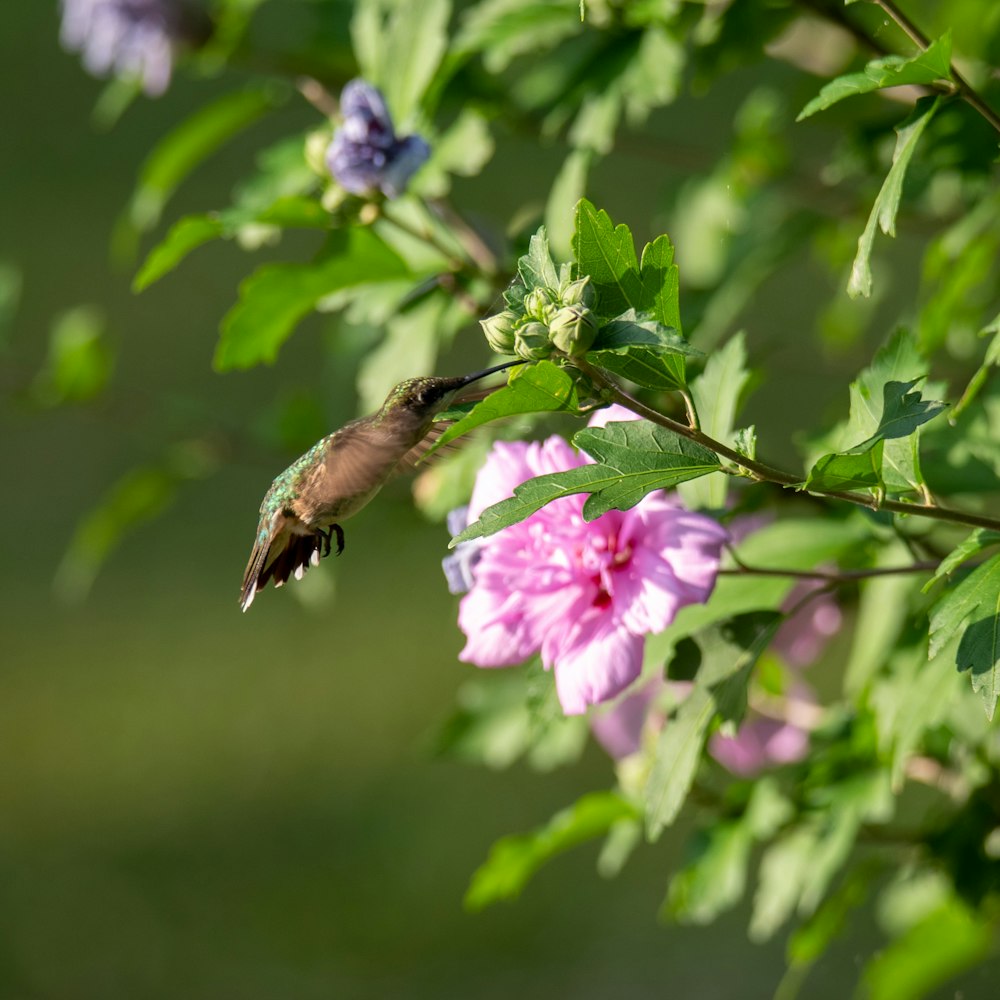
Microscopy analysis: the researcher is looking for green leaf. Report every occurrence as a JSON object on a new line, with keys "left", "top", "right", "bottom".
{"left": 545, "top": 149, "right": 592, "bottom": 259}
{"left": 843, "top": 540, "right": 921, "bottom": 697}
{"left": 928, "top": 551, "right": 1000, "bottom": 719}
{"left": 923, "top": 528, "right": 1000, "bottom": 593}
{"left": 134, "top": 129, "right": 326, "bottom": 291}
{"left": 680, "top": 332, "right": 750, "bottom": 509}
{"left": 353, "top": 0, "right": 450, "bottom": 124}
{"left": 572, "top": 199, "right": 680, "bottom": 328}
{"left": 585, "top": 309, "right": 697, "bottom": 390}
{"left": 785, "top": 863, "right": 873, "bottom": 970}
{"left": 664, "top": 821, "right": 751, "bottom": 924}
{"left": 849, "top": 97, "right": 941, "bottom": 298}
{"left": 464, "top": 791, "right": 638, "bottom": 911}
{"left": 456, "top": 0, "right": 580, "bottom": 72}
{"left": 870, "top": 638, "right": 960, "bottom": 789}
{"left": 121, "top": 85, "right": 284, "bottom": 242}
{"left": 862, "top": 897, "right": 992, "bottom": 1000}
{"left": 453, "top": 422, "right": 720, "bottom": 543}
{"left": 645, "top": 613, "right": 781, "bottom": 838}
{"left": 416, "top": 108, "right": 495, "bottom": 198}
{"left": 133, "top": 214, "right": 226, "bottom": 291}
{"left": 811, "top": 329, "right": 934, "bottom": 496}
{"left": 518, "top": 227, "right": 560, "bottom": 291}
{"left": 797, "top": 32, "right": 952, "bottom": 120}
{"left": 806, "top": 378, "right": 945, "bottom": 492}
{"left": 750, "top": 773, "right": 891, "bottom": 941}
{"left": 428, "top": 361, "right": 581, "bottom": 454}
{"left": 665, "top": 779, "right": 792, "bottom": 926}
{"left": 214, "top": 228, "right": 410, "bottom": 370}
{"left": 31, "top": 306, "right": 114, "bottom": 406}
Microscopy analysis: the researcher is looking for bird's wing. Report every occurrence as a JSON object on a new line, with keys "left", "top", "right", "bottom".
{"left": 398, "top": 384, "right": 504, "bottom": 471}
{"left": 301, "top": 423, "right": 405, "bottom": 519}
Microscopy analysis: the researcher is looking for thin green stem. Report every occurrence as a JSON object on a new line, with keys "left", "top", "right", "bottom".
{"left": 379, "top": 207, "right": 472, "bottom": 273}
{"left": 425, "top": 197, "right": 501, "bottom": 276}
{"left": 577, "top": 359, "right": 1000, "bottom": 534}
{"left": 867, "top": 0, "right": 1000, "bottom": 135}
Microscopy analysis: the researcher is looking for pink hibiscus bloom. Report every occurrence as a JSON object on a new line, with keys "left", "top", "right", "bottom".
{"left": 456, "top": 410, "right": 729, "bottom": 715}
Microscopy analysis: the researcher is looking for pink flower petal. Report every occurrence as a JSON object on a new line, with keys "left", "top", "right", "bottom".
{"left": 552, "top": 622, "right": 644, "bottom": 715}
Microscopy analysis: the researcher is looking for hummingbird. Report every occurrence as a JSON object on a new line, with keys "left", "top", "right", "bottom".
{"left": 239, "top": 359, "right": 524, "bottom": 611}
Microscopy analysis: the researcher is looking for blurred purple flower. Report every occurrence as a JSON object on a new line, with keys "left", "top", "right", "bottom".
{"left": 441, "top": 506, "right": 483, "bottom": 595}
{"left": 326, "top": 80, "right": 430, "bottom": 199}
{"left": 773, "top": 578, "right": 842, "bottom": 668}
{"left": 708, "top": 714, "right": 810, "bottom": 776}
{"left": 593, "top": 676, "right": 812, "bottom": 777}
{"left": 454, "top": 414, "right": 728, "bottom": 715}
{"left": 60, "top": 0, "right": 179, "bottom": 96}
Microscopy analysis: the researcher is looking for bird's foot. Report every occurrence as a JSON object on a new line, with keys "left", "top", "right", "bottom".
{"left": 319, "top": 524, "right": 345, "bottom": 557}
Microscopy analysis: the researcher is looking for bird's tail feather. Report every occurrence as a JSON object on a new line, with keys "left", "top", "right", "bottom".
{"left": 240, "top": 531, "right": 324, "bottom": 612}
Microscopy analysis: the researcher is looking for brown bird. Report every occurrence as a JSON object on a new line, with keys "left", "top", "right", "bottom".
{"left": 239, "top": 360, "right": 522, "bottom": 610}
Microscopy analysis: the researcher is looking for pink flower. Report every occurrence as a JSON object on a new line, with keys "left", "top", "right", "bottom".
{"left": 592, "top": 677, "right": 813, "bottom": 777}
{"left": 708, "top": 716, "right": 810, "bottom": 776}
{"left": 772, "top": 579, "right": 842, "bottom": 668}
{"left": 456, "top": 413, "right": 728, "bottom": 715}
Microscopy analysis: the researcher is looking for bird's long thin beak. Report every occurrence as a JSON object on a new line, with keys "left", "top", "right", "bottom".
{"left": 455, "top": 358, "right": 526, "bottom": 387}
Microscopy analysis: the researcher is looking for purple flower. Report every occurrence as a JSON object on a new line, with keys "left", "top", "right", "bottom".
{"left": 60, "top": 0, "right": 179, "bottom": 96}
{"left": 326, "top": 80, "right": 430, "bottom": 199}
{"left": 773, "top": 579, "right": 842, "bottom": 668}
{"left": 455, "top": 417, "right": 728, "bottom": 715}
{"left": 441, "top": 506, "right": 483, "bottom": 595}
{"left": 708, "top": 714, "right": 810, "bottom": 776}
{"left": 593, "top": 677, "right": 813, "bottom": 777}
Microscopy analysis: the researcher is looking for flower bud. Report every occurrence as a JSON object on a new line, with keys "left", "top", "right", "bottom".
{"left": 480, "top": 311, "right": 518, "bottom": 354}
{"left": 559, "top": 275, "right": 596, "bottom": 310}
{"left": 514, "top": 321, "right": 553, "bottom": 360}
{"left": 523, "top": 287, "right": 557, "bottom": 321}
{"left": 549, "top": 306, "right": 598, "bottom": 357}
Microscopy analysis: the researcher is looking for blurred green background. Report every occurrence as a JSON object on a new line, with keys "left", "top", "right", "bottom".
{"left": 1, "top": 3, "right": 997, "bottom": 998}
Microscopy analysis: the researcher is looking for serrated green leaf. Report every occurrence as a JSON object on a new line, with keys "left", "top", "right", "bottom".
{"left": 573, "top": 199, "right": 684, "bottom": 329}
{"left": 585, "top": 346, "right": 687, "bottom": 390}
{"left": 121, "top": 85, "right": 284, "bottom": 242}
{"left": 518, "top": 227, "right": 560, "bottom": 291}
{"left": 427, "top": 361, "right": 581, "bottom": 454}
{"left": 572, "top": 199, "right": 650, "bottom": 321}
{"left": 797, "top": 32, "right": 952, "bottom": 121}
{"left": 929, "top": 551, "right": 1000, "bottom": 719}
{"left": 924, "top": 529, "right": 1000, "bottom": 593}
{"left": 214, "top": 228, "right": 409, "bottom": 371}
{"left": 849, "top": 97, "right": 941, "bottom": 298}
{"left": 464, "top": 791, "right": 638, "bottom": 911}
{"left": 638, "top": 234, "right": 681, "bottom": 331}
{"left": 646, "top": 613, "right": 780, "bottom": 838}
{"left": 453, "top": 422, "right": 720, "bottom": 543}
{"left": 585, "top": 309, "right": 695, "bottom": 390}
{"left": 805, "top": 440, "right": 885, "bottom": 492}
{"left": 806, "top": 378, "right": 945, "bottom": 492}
